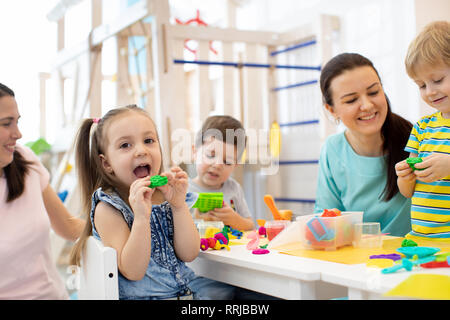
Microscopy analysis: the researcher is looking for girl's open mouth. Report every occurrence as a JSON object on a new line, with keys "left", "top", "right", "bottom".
{"left": 133, "top": 164, "right": 151, "bottom": 178}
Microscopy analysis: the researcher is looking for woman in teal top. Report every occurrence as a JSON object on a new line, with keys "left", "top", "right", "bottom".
{"left": 314, "top": 53, "right": 413, "bottom": 237}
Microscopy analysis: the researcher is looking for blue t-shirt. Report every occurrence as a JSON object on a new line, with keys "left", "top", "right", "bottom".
{"left": 314, "top": 132, "right": 411, "bottom": 237}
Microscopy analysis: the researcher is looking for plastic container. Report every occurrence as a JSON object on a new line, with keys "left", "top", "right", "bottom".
{"left": 352, "top": 222, "right": 382, "bottom": 248}
{"left": 195, "top": 220, "right": 224, "bottom": 237}
{"left": 297, "top": 211, "right": 363, "bottom": 250}
{"left": 265, "top": 220, "right": 291, "bottom": 241}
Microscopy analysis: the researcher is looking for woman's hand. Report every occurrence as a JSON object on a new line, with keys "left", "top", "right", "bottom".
{"left": 414, "top": 153, "right": 450, "bottom": 183}
{"left": 129, "top": 176, "right": 154, "bottom": 220}
{"left": 158, "top": 167, "right": 189, "bottom": 210}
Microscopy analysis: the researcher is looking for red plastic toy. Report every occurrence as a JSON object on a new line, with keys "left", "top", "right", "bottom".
{"left": 420, "top": 260, "right": 450, "bottom": 268}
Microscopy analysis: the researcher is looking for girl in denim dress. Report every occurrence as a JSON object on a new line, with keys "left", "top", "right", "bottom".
{"left": 70, "top": 105, "right": 234, "bottom": 300}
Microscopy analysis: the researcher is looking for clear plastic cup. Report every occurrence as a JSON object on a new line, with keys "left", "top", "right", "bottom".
{"left": 352, "top": 222, "right": 382, "bottom": 248}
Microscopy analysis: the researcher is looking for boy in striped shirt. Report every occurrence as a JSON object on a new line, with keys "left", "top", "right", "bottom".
{"left": 395, "top": 21, "right": 450, "bottom": 241}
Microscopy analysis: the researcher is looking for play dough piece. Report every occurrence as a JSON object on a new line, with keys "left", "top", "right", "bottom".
{"left": 149, "top": 175, "right": 168, "bottom": 188}
{"left": 401, "top": 239, "right": 418, "bottom": 247}
{"left": 406, "top": 157, "right": 424, "bottom": 171}
{"left": 252, "top": 249, "right": 270, "bottom": 255}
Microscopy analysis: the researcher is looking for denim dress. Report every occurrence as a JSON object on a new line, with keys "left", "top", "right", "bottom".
{"left": 90, "top": 188, "right": 202, "bottom": 300}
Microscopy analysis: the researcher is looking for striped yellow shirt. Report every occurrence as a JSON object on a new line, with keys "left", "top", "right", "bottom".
{"left": 405, "top": 112, "right": 450, "bottom": 241}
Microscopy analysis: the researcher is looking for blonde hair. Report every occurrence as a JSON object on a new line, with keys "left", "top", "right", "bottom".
{"left": 405, "top": 21, "right": 450, "bottom": 78}
{"left": 70, "top": 105, "right": 162, "bottom": 266}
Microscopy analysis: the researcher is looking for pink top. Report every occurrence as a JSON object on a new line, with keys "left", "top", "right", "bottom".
{"left": 0, "top": 144, "right": 68, "bottom": 299}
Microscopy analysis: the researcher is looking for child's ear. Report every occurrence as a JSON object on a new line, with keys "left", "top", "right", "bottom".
{"left": 99, "top": 154, "right": 114, "bottom": 174}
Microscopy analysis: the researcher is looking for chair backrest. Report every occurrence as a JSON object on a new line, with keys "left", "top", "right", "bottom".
{"left": 78, "top": 236, "right": 119, "bottom": 300}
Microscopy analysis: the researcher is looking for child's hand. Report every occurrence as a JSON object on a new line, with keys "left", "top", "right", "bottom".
{"left": 129, "top": 176, "right": 154, "bottom": 220}
{"left": 414, "top": 153, "right": 450, "bottom": 183}
{"left": 395, "top": 160, "right": 416, "bottom": 182}
{"left": 195, "top": 209, "right": 218, "bottom": 221}
{"left": 158, "top": 167, "right": 189, "bottom": 209}
{"left": 209, "top": 201, "right": 239, "bottom": 226}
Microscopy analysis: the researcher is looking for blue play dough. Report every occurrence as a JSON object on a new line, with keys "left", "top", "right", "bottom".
{"left": 396, "top": 246, "right": 440, "bottom": 259}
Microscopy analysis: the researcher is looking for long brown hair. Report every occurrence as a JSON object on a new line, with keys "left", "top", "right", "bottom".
{"left": 319, "top": 53, "right": 413, "bottom": 201}
{"left": 70, "top": 105, "right": 162, "bottom": 266}
{"left": 0, "top": 83, "right": 34, "bottom": 202}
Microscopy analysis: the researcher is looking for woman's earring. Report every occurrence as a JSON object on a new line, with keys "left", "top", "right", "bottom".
{"left": 334, "top": 117, "right": 340, "bottom": 125}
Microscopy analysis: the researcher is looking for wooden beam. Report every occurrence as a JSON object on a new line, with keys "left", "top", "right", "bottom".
{"left": 53, "top": 1, "right": 150, "bottom": 69}
{"left": 166, "top": 24, "right": 281, "bottom": 46}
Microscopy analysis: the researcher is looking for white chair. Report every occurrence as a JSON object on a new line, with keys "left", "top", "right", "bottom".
{"left": 78, "top": 236, "right": 119, "bottom": 300}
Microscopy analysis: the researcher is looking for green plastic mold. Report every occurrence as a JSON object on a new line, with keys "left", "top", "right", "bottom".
{"left": 193, "top": 192, "right": 223, "bottom": 212}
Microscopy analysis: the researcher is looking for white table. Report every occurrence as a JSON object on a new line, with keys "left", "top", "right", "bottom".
{"left": 187, "top": 244, "right": 450, "bottom": 300}
{"left": 187, "top": 245, "right": 347, "bottom": 300}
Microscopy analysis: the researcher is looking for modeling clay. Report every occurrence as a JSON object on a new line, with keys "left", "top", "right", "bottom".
{"left": 148, "top": 175, "right": 168, "bottom": 188}
{"left": 204, "top": 227, "right": 221, "bottom": 239}
{"left": 401, "top": 239, "right": 417, "bottom": 247}
{"left": 214, "top": 233, "right": 228, "bottom": 245}
{"left": 397, "top": 246, "right": 440, "bottom": 259}
{"left": 193, "top": 193, "right": 223, "bottom": 212}
{"left": 258, "top": 226, "right": 266, "bottom": 236}
{"left": 321, "top": 208, "right": 341, "bottom": 217}
{"left": 406, "top": 157, "right": 424, "bottom": 171}
{"left": 199, "top": 236, "right": 229, "bottom": 251}
{"left": 228, "top": 226, "right": 243, "bottom": 239}
{"left": 370, "top": 254, "right": 402, "bottom": 261}
{"left": 200, "top": 238, "right": 209, "bottom": 251}
{"left": 252, "top": 249, "right": 269, "bottom": 255}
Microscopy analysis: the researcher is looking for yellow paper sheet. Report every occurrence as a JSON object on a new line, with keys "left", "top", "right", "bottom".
{"left": 274, "top": 237, "right": 450, "bottom": 265}
{"left": 384, "top": 274, "right": 450, "bottom": 300}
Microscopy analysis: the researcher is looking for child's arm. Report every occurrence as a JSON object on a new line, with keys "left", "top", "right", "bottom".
{"left": 209, "top": 202, "right": 254, "bottom": 231}
{"left": 395, "top": 152, "right": 418, "bottom": 198}
{"left": 95, "top": 177, "right": 153, "bottom": 281}
{"left": 159, "top": 167, "right": 200, "bottom": 262}
{"left": 413, "top": 153, "right": 450, "bottom": 182}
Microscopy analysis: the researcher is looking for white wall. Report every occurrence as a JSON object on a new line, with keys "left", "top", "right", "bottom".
{"left": 236, "top": 0, "right": 419, "bottom": 123}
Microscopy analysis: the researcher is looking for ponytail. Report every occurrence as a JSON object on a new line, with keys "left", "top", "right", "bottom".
{"left": 70, "top": 118, "right": 115, "bottom": 266}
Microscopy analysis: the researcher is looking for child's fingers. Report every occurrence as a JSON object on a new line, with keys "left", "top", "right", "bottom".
{"left": 396, "top": 168, "right": 413, "bottom": 178}
{"left": 395, "top": 160, "right": 409, "bottom": 171}
{"left": 414, "top": 168, "right": 437, "bottom": 182}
